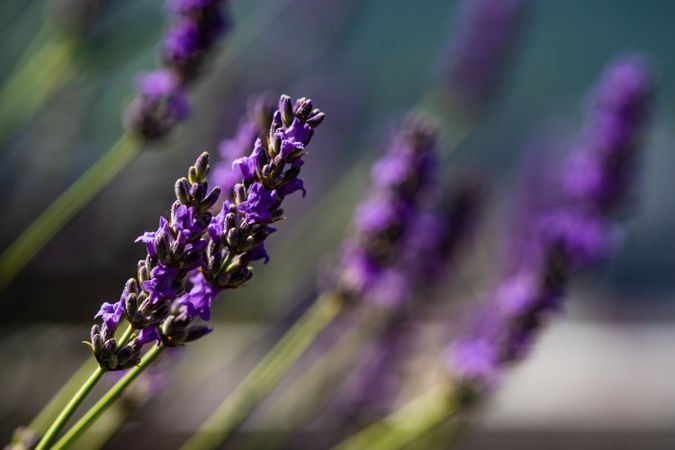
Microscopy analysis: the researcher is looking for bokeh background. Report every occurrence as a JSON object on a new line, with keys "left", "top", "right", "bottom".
{"left": 1, "top": 0, "right": 675, "bottom": 448}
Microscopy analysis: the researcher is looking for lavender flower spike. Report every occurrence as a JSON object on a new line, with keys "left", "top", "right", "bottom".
{"left": 441, "top": 0, "right": 528, "bottom": 111}
{"left": 447, "top": 56, "right": 654, "bottom": 391}
{"left": 125, "top": 0, "right": 232, "bottom": 139}
{"left": 144, "top": 94, "right": 324, "bottom": 347}
{"left": 163, "top": 0, "right": 231, "bottom": 83}
{"left": 334, "top": 116, "right": 439, "bottom": 307}
{"left": 88, "top": 152, "right": 220, "bottom": 369}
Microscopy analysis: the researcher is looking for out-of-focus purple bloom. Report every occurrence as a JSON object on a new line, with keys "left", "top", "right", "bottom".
{"left": 447, "top": 56, "right": 655, "bottom": 391}
{"left": 162, "top": 0, "right": 231, "bottom": 83}
{"left": 124, "top": 70, "right": 190, "bottom": 139}
{"left": 448, "top": 337, "right": 500, "bottom": 386}
{"left": 335, "top": 116, "right": 439, "bottom": 303}
{"left": 124, "top": 0, "right": 231, "bottom": 139}
{"left": 441, "top": 0, "right": 528, "bottom": 111}
{"left": 563, "top": 55, "right": 653, "bottom": 214}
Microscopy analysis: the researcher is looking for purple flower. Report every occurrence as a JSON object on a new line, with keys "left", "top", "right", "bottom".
{"left": 448, "top": 337, "right": 500, "bottom": 386}
{"left": 238, "top": 182, "right": 278, "bottom": 224}
{"left": 232, "top": 140, "right": 263, "bottom": 183}
{"left": 562, "top": 55, "right": 653, "bottom": 213}
{"left": 441, "top": 0, "right": 528, "bottom": 111}
{"left": 94, "top": 301, "right": 125, "bottom": 330}
{"left": 335, "top": 116, "right": 439, "bottom": 302}
{"left": 124, "top": 70, "right": 190, "bottom": 139}
{"left": 138, "top": 326, "right": 161, "bottom": 345}
{"left": 446, "top": 56, "right": 655, "bottom": 391}
{"left": 161, "top": 0, "right": 231, "bottom": 82}
{"left": 142, "top": 264, "right": 179, "bottom": 304}
{"left": 183, "top": 271, "right": 220, "bottom": 321}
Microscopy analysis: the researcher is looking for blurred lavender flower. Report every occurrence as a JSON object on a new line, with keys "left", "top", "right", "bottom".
{"left": 163, "top": 0, "right": 231, "bottom": 83}
{"left": 90, "top": 95, "right": 324, "bottom": 363}
{"left": 343, "top": 177, "right": 484, "bottom": 421}
{"left": 125, "top": 0, "right": 232, "bottom": 139}
{"left": 441, "top": 0, "right": 528, "bottom": 111}
{"left": 210, "top": 94, "right": 276, "bottom": 200}
{"left": 124, "top": 70, "right": 191, "bottom": 140}
{"left": 334, "top": 116, "right": 439, "bottom": 306}
{"left": 447, "top": 56, "right": 655, "bottom": 391}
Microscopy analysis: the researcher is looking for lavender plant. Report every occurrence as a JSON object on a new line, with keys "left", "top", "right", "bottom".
{"left": 0, "top": 0, "right": 233, "bottom": 291}
{"left": 28, "top": 94, "right": 323, "bottom": 450}
{"left": 342, "top": 177, "right": 484, "bottom": 424}
{"left": 332, "top": 55, "right": 655, "bottom": 450}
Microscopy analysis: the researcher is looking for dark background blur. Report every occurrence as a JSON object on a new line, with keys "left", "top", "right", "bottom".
{"left": 1, "top": 0, "right": 674, "bottom": 449}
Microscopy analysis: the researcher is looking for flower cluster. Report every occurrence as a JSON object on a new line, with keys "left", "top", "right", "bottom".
{"left": 441, "top": 0, "right": 528, "bottom": 111}
{"left": 163, "top": 0, "right": 231, "bottom": 83}
{"left": 90, "top": 95, "right": 323, "bottom": 369}
{"left": 210, "top": 93, "right": 276, "bottom": 200}
{"left": 125, "top": 0, "right": 232, "bottom": 139}
{"left": 334, "top": 116, "right": 439, "bottom": 307}
{"left": 447, "top": 56, "right": 654, "bottom": 391}
{"left": 343, "top": 177, "right": 484, "bottom": 421}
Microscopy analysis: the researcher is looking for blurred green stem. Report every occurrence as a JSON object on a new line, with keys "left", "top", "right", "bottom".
{"left": 0, "top": 25, "right": 76, "bottom": 149}
{"left": 331, "top": 383, "right": 458, "bottom": 450}
{"left": 34, "top": 367, "right": 105, "bottom": 450}
{"left": 179, "top": 293, "right": 344, "bottom": 450}
{"left": 0, "top": 134, "right": 141, "bottom": 291}
{"left": 31, "top": 324, "right": 134, "bottom": 447}
{"left": 51, "top": 344, "right": 165, "bottom": 450}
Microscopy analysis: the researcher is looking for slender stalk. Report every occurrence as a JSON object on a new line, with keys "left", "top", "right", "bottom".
{"left": 179, "top": 293, "right": 344, "bottom": 450}
{"left": 240, "top": 310, "right": 380, "bottom": 450}
{"left": 331, "top": 383, "right": 457, "bottom": 450}
{"left": 0, "top": 25, "right": 76, "bottom": 149}
{"left": 34, "top": 367, "right": 105, "bottom": 450}
{"left": 29, "top": 324, "right": 135, "bottom": 435}
{"left": 51, "top": 345, "right": 165, "bottom": 450}
{"left": 0, "top": 134, "right": 141, "bottom": 291}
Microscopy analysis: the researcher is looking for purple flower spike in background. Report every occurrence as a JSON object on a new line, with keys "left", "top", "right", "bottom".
{"left": 163, "top": 0, "right": 231, "bottom": 82}
{"left": 335, "top": 115, "right": 439, "bottom": 306}
{"left": 124, "top": 0, "right": 232, "bottom": 140}
{"left": 447, "top": 56, "right": 655, "bottom": 392}
{"left": 563, "top": 55, "right": 654, "bottom": 215}
{"left": 442, "top": 0, "right": 528, "bottom": 111}
{"left": 124, "top": 70, "right": 191, "bottom": 140}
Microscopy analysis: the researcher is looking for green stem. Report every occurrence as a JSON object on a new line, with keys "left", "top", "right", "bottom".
{"left": 179, "top": 293, "right": 344, "bottom": 450}
{"left": 34, "top": 367, "right": 105, "bottom": 450}
{"left": 51, "top": 345, "right": 165, "bottom": 450}
{"left": 28, "top": 324, "right": 134, "bottom": 435}
{"left": 331, "top": 383, "right": 457, "bottom": 450}
{"left": 0, "top": 25, "right": 76, "bottom": 149}
{"left": 0, "top": 134, "right": 141, "bottom": 291}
